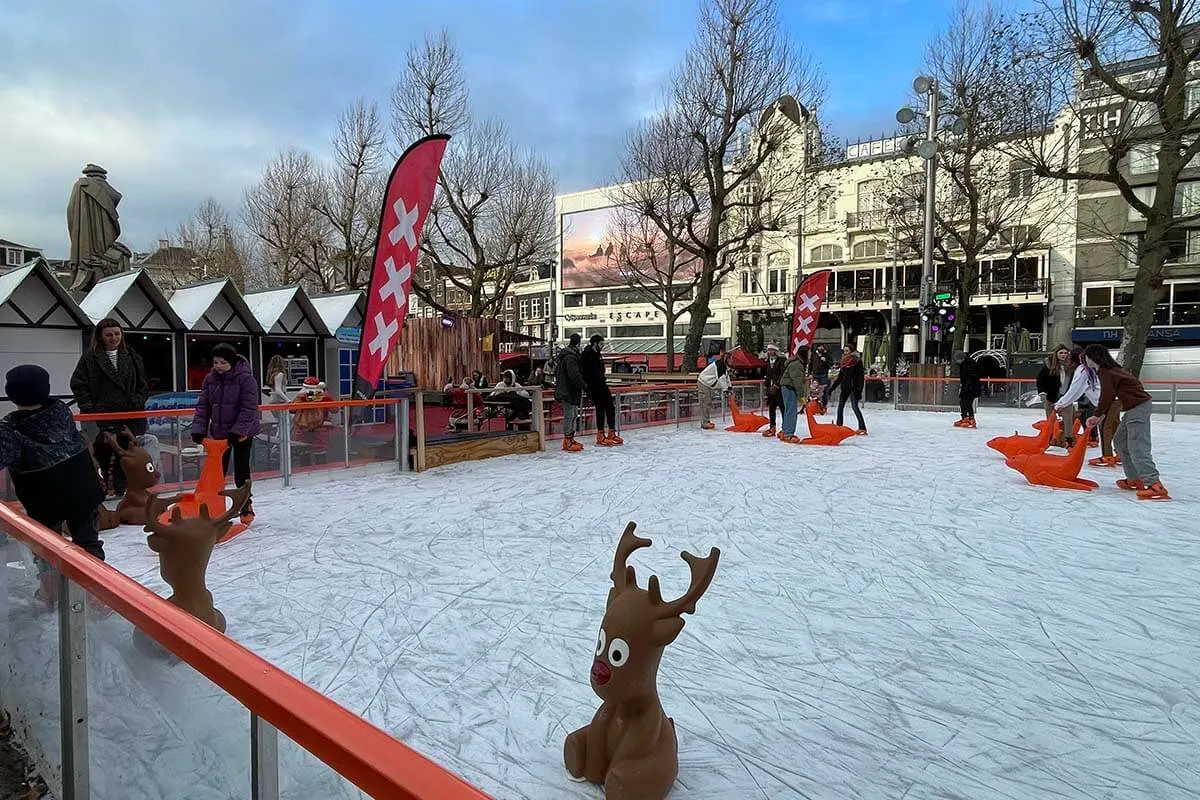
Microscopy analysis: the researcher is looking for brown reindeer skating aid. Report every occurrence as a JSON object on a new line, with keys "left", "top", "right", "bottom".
{"left": 98, "top": 428, "right": 161, "bottom": 530}
{"left": 564, "top": 522, "right": 720, "bottom": 799}
{"left": 142, "top": 483, "right": 250, "bottom": 634}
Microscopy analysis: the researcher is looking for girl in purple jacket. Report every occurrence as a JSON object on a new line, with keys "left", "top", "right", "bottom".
{"left": 191, "top": 343, "right": 261, "bottom": 523}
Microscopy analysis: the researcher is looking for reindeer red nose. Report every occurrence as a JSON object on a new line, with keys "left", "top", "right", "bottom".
{"left": 590, "top": 660, "right": 611, "bottom": 686}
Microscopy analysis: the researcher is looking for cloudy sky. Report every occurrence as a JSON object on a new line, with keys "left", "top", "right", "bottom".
{"left": 1, "top": 0, "right": 1018, "bottom": 258}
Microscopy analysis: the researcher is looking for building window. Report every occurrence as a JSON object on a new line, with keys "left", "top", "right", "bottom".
{"left": 740, "top": 270, "right": 760, "bottom": 294}
{"left": 564, "top": 293, "right": 583, "bottom": 308}
{"left": 810, "top": 243, "right": 843, "bottom": 262}
{"left": 4, "top": 248, "right": 22, "bottom": 266}
{"left": 504, "top": 295, "right": 514, "bottom": 310}
{"left": 998, "top": 226, "right": 1040, "bottom": 248}
{"left": 816, "top": 191, "right": 837, "bottom": 223}
{"left": 1179, "top": 181, "right": 1200, "bottom": 216}
{"left": 611, "top": 324, "right": 664, "bottom": 338}
{"left": 703, "top": 322, "right": 722, "bottom": 336}
{"left": 1008, "top": 165, "right": 1034, "bottom": 198}
{"left": 564, "top": 328, "right": 582, "bottom": 340}
{"left": 1129, "top": 144, "right": 1157, "bottom": 174}
{"left": 585, "top": 291, "right": 608, "bottom": 306}
{"left": 767, "top": 269, "right": 788, "bottom": 294}
{"left": 530, "top": 297, "right": 544, "bottom": 318}
{"left": 519, "top": 299, "right": 530, "bottom": 319}
{"left": 856, "top": 179, "right": 882, "bottom": 212}
{"left": 1130, "top": 185, "right": 1155, "bottom": 220}
{"left": 585, "top": 327, "right": 607, "bottom": 338}
{"left": 851, "top": 239, "right": 888, "bottom": 259}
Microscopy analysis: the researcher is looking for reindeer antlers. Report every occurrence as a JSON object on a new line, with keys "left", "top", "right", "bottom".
{"left": 611, "top": 521, "right": 652, "bottom": 593}
{"left": 647, "top": 547, "right": 721, "bottom": 620}
{"left": 203, "top": 483, "right": 252, "bottom": 528}
{"left": 143, "top": 491, "right": 185, "bottom": 536}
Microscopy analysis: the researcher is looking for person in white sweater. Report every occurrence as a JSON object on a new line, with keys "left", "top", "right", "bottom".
{"left": 696, "top": 351, "right": 731, "bottom": 430}
{"left": 1055, "top": 347, "right": 1118, "bottom": 466}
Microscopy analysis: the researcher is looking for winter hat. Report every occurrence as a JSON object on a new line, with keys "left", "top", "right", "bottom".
{"left": 5, "top": 365, "right": 52, "bottom": 407}
{"left": 210, "top": 343, "right": 239, "bottom": 364}
{"left": 766, "top": 343, "right": 778, "bottom": 352}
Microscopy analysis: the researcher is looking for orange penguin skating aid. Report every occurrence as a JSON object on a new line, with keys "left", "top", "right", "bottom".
{"left": 1004, "top": 421, "right": 1099, "bottom": 491}
{"left": 797, "top": 400, "right": 857, "bottom": 446}
{"left": 987, "top": 415, "right": 1059, "bottom": 459}
{"left": 724, "top": 397, "right": 770, "bottom": 433}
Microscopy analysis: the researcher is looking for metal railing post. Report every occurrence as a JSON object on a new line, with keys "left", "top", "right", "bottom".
{"left": 399, "top": 397, "right": 410, "bottom": 472}
{"left": 280, "top": 410, "right": 292, "bottom": 488}
{"left": 342, "top": 404, "right": 351, "bottom": 468}
{"left": 174, "top": 418, "right": 185, "bottom": 488}
{"left": 892, "top": 376, "right": 899, "bottom": 410}
{"left": 674, "top": 389, "right": 680, "bottom": 429}
{"left": 59, "top": 573, "right": 89, "bottom": 800}
{"left": 1170, "top": 384, "right": 1178, "bottom": 422}
{"left": 250, "top": 712, "right": 280, "bottom": 800}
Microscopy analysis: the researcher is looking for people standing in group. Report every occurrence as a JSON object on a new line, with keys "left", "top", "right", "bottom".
{"left": 191, "top": 343, "right": 261, "bottom": 524}
{"left": 69, "top": 318, "right": 149, "bottom": 498}
{"left": 1037, "top": 345, "right": 1076, "bottom": 447}
{"left": 1054, "top": 347, "right": 1114, "bottom": 465}
{"left": 828, "top": 345, "right": 867, "bottom": 435}
{"left": 777, "top": 350, "right": 808, "bottom": 444}
{"left": 1084, "top": 345, "right": 1169, "bottom": 500}
{"left": 810, "top": 344, "right": 833, "bottom": 411}
{"left": 955, "top": 351, "right": 982, "bottom": 428}
{"left": 1, "top": 365, "right": 107, "bottom": 608}
{"left": 761, "top": 343, "right": 787, "bottom": 437}
{"left": 581, "top": 334, "right": 623, "bottom": 446}
{"left": 555, "top": 334, "right": 587, "bottom": 452}
{"left": 696, "top": 350, "right": 731, "bottom": 430}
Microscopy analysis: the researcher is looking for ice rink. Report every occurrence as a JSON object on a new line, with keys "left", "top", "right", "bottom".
{"left": 80, "top": 408, "right": 1200, "bottom": 797}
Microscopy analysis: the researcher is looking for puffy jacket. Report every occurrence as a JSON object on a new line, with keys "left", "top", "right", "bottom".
{"left": 69, "top": 347, "right": 149, "bottom": 434}
{"left": 0, "top": 401, "right": 104, "bottom": 523}
{"left": 555, "top": 346, "right": 585, "bottom": 405}
{"left": 829, "top": 356, "right": 865, "bottom": 397}
{"left": 810, "top": 349, "right": 833, "bottom": 378}
{"left": 779, "top": 357, "right": 807, "bottom": 392}
{"left": 191, "top": 358, "right": 262, "bottom": 440}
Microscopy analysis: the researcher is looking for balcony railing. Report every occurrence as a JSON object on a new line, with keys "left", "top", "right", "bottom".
{"left": 975, "top": 277, "right": 1049, "bottom": 298}
{"left": 845, "top": 210, "right": 891, "bottom": 230}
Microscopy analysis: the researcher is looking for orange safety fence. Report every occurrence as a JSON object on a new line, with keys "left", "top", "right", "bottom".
{"left": 0, "top": 504, "right": 492, "bottom": 800}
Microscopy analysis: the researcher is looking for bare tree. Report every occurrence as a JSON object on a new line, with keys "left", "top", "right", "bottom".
{"left": 1005, "top": 0, "right": 1200, "bottom": 375}
{"left": 391, "top": 31, "right": 556, "bottom": 318}
{"left": 173, "top": 197, "right": 251, "bottom": 290}
{"left": 241, "top": 148, "right": 333, "bottom": 291}
{"left": 604, "top": 198, "right": 703, "bottom": 370}
{"left": 313, "top": 98, "right": 387, "bottom": 292}
{"left": 618, "top": 0, "right": 826, "bottom": 370}
{"left": 875, "top": 2, "right": 1068, "bottom": 354}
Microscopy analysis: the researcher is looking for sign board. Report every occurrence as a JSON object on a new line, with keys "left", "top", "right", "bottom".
{"left": 1072, "top": 325, "right": 1200, "bottom": 344}
{"left": 335, "top": 326, "right": 361, "bottom": 345}
{"left": 934, "top": 292, "right": 953, "bottom": 302}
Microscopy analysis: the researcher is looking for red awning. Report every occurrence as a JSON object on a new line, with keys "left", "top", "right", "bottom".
{"left": 498, "top": 352, "right": 530, "bottom": 365}
{"left": 728, "top": 347, "right": 766, "bottom": 370}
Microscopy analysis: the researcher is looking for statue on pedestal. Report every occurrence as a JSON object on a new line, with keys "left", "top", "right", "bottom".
{"left": 67, "top": 164, "right": 132, "bottom": 292}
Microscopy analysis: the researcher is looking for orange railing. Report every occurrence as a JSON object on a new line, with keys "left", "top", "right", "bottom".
{"left": 0, "top": 502, "right": 491, "bottom": 799}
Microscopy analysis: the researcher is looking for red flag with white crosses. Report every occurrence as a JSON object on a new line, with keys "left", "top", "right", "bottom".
{"left": 789, "top": 269, "right": 831, "bottom": 357}
{"left": 354, "top": 134, "right": 450, "bottom": 398}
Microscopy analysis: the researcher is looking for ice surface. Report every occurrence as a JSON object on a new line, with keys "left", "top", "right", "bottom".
{"left": 25, "top": 408, "right": 1200, "bottom": 798}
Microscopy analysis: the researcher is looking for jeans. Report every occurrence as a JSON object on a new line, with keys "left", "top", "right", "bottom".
{"left": 781, "top": 387, "right": 798, "bottom": 436}
{"left": 1114, "top": 400, "right": 1158, "bottom": 484}
{"left": 34, "top": 509, "right": 104, "bottom": 574}
{"left": 815, "top": 376, "right": 830, "bottom": 405}
{"left": 562, "top": 402, "right": 579, "bottom": 437}
{"left": 837, "top": 390, "right": 866, "bottom": 430}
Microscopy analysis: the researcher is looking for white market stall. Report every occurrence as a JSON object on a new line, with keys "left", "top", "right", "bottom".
{"left": 168, "top": 278, "right": 264, "bottom": 389}
{"left": 244, "top": 286, "right": 330, "bottom": 387}
{"left": 80, "top": 269, "right": 186, "bottom": 393}
{"left": 309, "top": 290, "right": 365, "bottom": 397}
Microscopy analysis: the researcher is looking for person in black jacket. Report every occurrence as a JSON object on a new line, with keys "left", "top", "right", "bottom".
{"left": 69, "top": 318, "right": 148, "bottom": 496}
{"left": 581, "top": 334, "right": 622, "bottom": 446}
{"left": 1036, "top": 345, "right": 1075, "bottom": 446}
{"left": 762, "top": 343, "right": 787, "bottom": 437}
{"left": 828, "top": 345, "right": 867, "bottom": 434}
{"left": 956, "top": 351, "right": 982, "bottom": 428}
{"left": 810, "top": 344, "right": 833, "bottom": 408}
{"left": 555, "top": 334, "right": 586, "bottom": 452}
{"left": 1, "top": 365, "right": 106, "bottom": 607}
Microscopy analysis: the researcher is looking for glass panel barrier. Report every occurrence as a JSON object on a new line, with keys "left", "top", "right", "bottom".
{"left": 347, "top": 402, "right": 400, "bottom": 469}
{"left": 280, "top": 731, "right": 368, "bottom": 800}
{"left": 0, "top": 537, "right": 61, "bottom": 796}
{"left": 284, "top": 405, "right": 339, "bottom": 477}
{"left": 82, "top": 585, "right": 253, "bottom": 799}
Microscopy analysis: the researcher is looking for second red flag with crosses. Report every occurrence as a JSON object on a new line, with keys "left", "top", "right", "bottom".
{"left": 354, "top": 134, "right": 450, "bottom": 398}
{"left": 789, "top": 269, "right": 831, "bottom": 357}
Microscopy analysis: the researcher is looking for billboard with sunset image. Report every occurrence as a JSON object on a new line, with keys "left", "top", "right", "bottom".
{"left": 559, "top": 206, "right": 700, "bottom": 291}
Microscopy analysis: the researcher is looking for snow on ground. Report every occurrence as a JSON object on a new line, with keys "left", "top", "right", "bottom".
{"left": 7, "top": 407, "right": 1200, "bottom": 799}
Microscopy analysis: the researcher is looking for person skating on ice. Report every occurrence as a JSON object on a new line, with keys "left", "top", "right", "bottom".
{"left": 696, "top": 349, "right": 731, "bottom": 430}
{"left": 761, "top": 343, "right": 786, "bottom": 437}
{"left": 191, "top": 343, "right": 261, "bottom": 525}
{"left": 1, "top": 365, "right": 107, "bottom": 608}
{"left": 1037, "top": 345, "right": 1076, "bottom": 448}
{"left": 828, "top": 345, "right": 867, "bottom": 435}
{"left": 777, "top": 350, "right": 807, "bottom": 443}
{"left": 1083, "top": 344, "right": 1169, "bottom": 500}
{"left": 1056, "top": 348, "right": 1111, "bottom": 465}
{"left": 581, "top": 334, "right": 623, "bottom": 446}
{"left": 555, "top": 333, "right": 587, "bottom": 452}
{"left": 810, "top": 343, "right": 832, "bottom": 411}
{"left": 955, "top": 351, "right": 982, "bottom": 428}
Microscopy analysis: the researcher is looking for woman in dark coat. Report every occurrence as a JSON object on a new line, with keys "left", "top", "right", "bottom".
{"left": 828, "top": 345, "right": 867, "bottom": 434}
{"left": 956, "top": 352, "right": 982, "bottom": 428}
{"left": 191, "top": 343, "right": 261, "bottom": 523}
{"left": 69, "top": 317, "right": 149, "bottom": 496}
